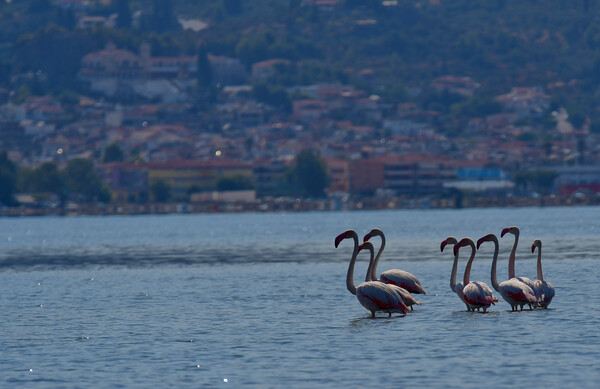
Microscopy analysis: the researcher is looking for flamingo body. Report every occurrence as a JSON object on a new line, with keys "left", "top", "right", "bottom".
{"left": 356, "top": 282, "right": 411, "bottom": 317}
{"left": 380, "top": 270, "right": 427, "bottom": 295}
{"left": 363, "top": 228, "right": 427, "bottom": 295}
{"left": 498, "top": 279, "right": 538, "bottom": 310}
{"left": 532, "top": 279, "right": 555, "bottom": 308}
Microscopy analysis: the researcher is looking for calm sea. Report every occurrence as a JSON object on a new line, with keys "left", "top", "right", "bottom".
{"left": 1, "top": 206, "right": 599, "bottom": 388}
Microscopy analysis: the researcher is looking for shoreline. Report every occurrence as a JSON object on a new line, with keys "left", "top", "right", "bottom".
{"left": 2, "top": 194, "right": 598, "bottom": 217}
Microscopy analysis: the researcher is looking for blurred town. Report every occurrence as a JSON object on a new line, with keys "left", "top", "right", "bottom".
{"left": 1, "top": 1, "right": 600, "bottom": 215}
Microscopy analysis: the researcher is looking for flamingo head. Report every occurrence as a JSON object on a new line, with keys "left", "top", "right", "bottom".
{"left": 358, "top": 241, "right": 374, "bottom": 254}
{"left": 453, "top": 237, "right": 475, "bottom": 256}
{"left": 335, "top": 230, "right": 356, "bottom": 248}
{"left": 440, "top": 236, "right": 457, "bottom": 252}
{"left": 476, "top": 233, "right": 496, "bottom": 249}
{"left": 363, "top": 228, "right": 382, "bottom": 242}
{"left": 531, "top": 239, "right": 542, "bottom": 253}
{"left": 501, "top": 226, "right": 519, "bottom": 238}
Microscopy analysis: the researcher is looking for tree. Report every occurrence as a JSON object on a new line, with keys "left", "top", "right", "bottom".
{"left": 116, "top": 0, "right": 132, "bottom": 29}
{"left": 0, "top": 152, "right": 18, "bottom": 206}
{"left": 150, "top": 179, "right": 171, "bottom": 202}
{"left": 216, "top": 174, "right": 254, "bottom": 191}
{"left": 24, "top": 162, "right": 64, "bottom": 195}
{"left": 64, "top": 158, "right": 111, "bottom": 203}
{"left": 288, "top": 150, "right": 329, "bottom": 198}
{"left": 514, "top": 169, "right": 557, "bottom": 194}
{"left": 103, "top": 143, "right": 125, "bottom": 163}
{"left": 151, "top": 0, "right": 178, "bottom": 33}
{"left": 197, "top": 43, "right": 213, "bottom": 89}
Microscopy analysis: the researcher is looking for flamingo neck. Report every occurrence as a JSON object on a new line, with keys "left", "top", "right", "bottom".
{"left": 365, "top": 247, "right": 375, "bottom": 283}
{"left": 371, "top": 232, "right": 385, "bottom": 281}
{"left": 489, "top": 237, "right": 500, "bottom": 292}
{"left": 450, "top": 251, "right": 459, "bottom": 292}
{"left": 346, "top": 233, "right": 359, "bottom": 295}
{"left": 508, "top": 232, "right": 519, "bottom": 279}
{"left": 462, "top": 244, "right": 476, "bottom": 285}
{"left": 536, "top": 245, "right": 544, "bottom": 281}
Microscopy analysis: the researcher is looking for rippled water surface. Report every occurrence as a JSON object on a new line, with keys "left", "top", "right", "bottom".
{"left": 1, "top": 207, "right": 599, "bottom": 388}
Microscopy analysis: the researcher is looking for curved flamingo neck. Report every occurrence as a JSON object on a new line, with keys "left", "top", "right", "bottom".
{"left": 462, "top": 242, "right": 476, "bottom": 285}
{"left": 450, "top": 249, "right": 459, "bottom": 292}
{"left": 371, "top": 231, "right": 385, "bottom": 281}
{"left": 508, "top": 231, "right": 519, "bottom": 279}
{"left": 536, "top": 244, "right": 543, "bottom": 281}
{"left": 364, "top": 245, "right": 376, "bottom": 283}
{"left": 346, "top": 232, "right": 360, "bottom": 295}
{"left": 488, "top": 236, "right": 501, "bottom": 292}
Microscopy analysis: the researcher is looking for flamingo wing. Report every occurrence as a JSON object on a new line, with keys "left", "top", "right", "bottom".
{"left": 387, "top": 284, "right": 421, "bottom": 308}
{"left": 499, "top": 278, "right": 538, "bottom": 304}
{"left": 380, "top": 269, "right": 427, "bottom": 295}
{"left": 473, "top": 281, "right": 500, "bottom": 303}
{"left": 533, "top": 279, "right": 555, "bottom": 308}
{"left": 463, "top": 282, "right": 496, "bottom": 307}
{"left": 357, "top": 282, "right": 410, "bottom": 315}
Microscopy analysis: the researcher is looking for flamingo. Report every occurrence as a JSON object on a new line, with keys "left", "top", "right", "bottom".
{"left": 363, "top": 228, "right": 427, "bottom": 295}
{"left": 477, "top": 233, "right": 538, "bottom": 311}
{"left": 501, "top": 226, "right": 537, "bottom": 292}
{"left": 453, "top": 237, "right": 497, "bottom": 313}
{"left": 335, "top": 230, "right": 410, "bottom": 318}
{"left": 441, "top": 236, "right": 497, "bottom": 312}
{"left": 360, "top": 241, "right": 422, "bottom": 311}
{"left": 531, "top": 239, "right": 555, "bottom": 308}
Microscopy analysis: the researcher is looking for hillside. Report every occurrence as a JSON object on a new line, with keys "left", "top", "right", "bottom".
{"left": 1, "top": 0, "right": 600, "bottom": 122}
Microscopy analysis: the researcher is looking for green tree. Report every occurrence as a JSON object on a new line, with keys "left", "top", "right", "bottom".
{"left": 288, "top": 150, "right": 329, "bottom": 198}
{"left": 116, "top": 0, "right": 132, "bottom": 29}
{"left": 514, "top": 169, "right": 557, "bottom": 194}
{"left": 103, "top": 143, "right": 125, "bottom": 163}
{"left": 197, "top": 43, "right": 213, "bottom": 89}
{"left": 151, "top": 0, "right": 178, "bottom": 33}
{"left": 150, "top": 179, "right": 171, "bottom": 202}
{"left": 216, "top": 174, "right": 254, "bottom": 191}
{"left": 0, "top": 152, "right": 18, "bottom": 206}
{"left": 222, "top": 0, "right": 243, "bottom": 15}
{"left": 24, "top": 162, "right": 64, "bottom": 195}
{"left": 64, "top": 158, "right": 111, "bottom": 203}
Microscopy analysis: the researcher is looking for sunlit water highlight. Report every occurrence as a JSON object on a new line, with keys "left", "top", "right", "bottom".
{"left": 1, "top": 206, "right": 599, "bottom": 387}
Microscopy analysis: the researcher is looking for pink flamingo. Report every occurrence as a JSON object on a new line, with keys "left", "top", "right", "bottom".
{"left": 453, "top": 237, "right": 497, "bottom": 312}
{"left": 441, "top": 236, "right": 497, "bottom": 312}
{"left": 335, "top": 230, "right": 410, "bottom": 318}
{"left": 360, "top": 241, "right": 422, "bottom": 311}
{"left": 531, "top": 239, "right": 555, "bottom": 308}
{"left": 501, "top": 226, "right": 539, "bottom": 309}
{"left": 477, "top": 233, "right": 538, "bottom": 311}
{"left": 363, "top": 228, "right": 427, "bottom": 295}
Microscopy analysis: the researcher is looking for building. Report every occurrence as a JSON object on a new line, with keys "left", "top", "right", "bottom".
{"left": 146, "top": 160, "right": 253, "bottom": 200}
{"left": 350, "top": 155, "right": 454, "bottom": 196}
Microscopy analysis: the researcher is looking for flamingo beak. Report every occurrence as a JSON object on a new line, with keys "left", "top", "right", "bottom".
{"left": 531, "top": 244, "right": 536, "bottom": 253}
{"left": 363, "top": 232, "right": 372, "bottom": 242}
{"left": 440, "top": 240, "right": 448, "bottom": 252}
{"left": 334, "top": 233, "right": 346, "bottom": 248}
{"left": 476, "top": 234, "right": 490, "bottom": 249}
{"left": 501, "top": 227, "right": 510, "bottom": 237}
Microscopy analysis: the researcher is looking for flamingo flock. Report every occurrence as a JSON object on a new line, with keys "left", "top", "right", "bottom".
{"left": 335, "top": 226, "right": 555, "bottom": 317}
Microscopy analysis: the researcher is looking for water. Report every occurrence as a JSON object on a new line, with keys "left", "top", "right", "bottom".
{"left": 1, "top": 206, "right": 599, "bottom": 388}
